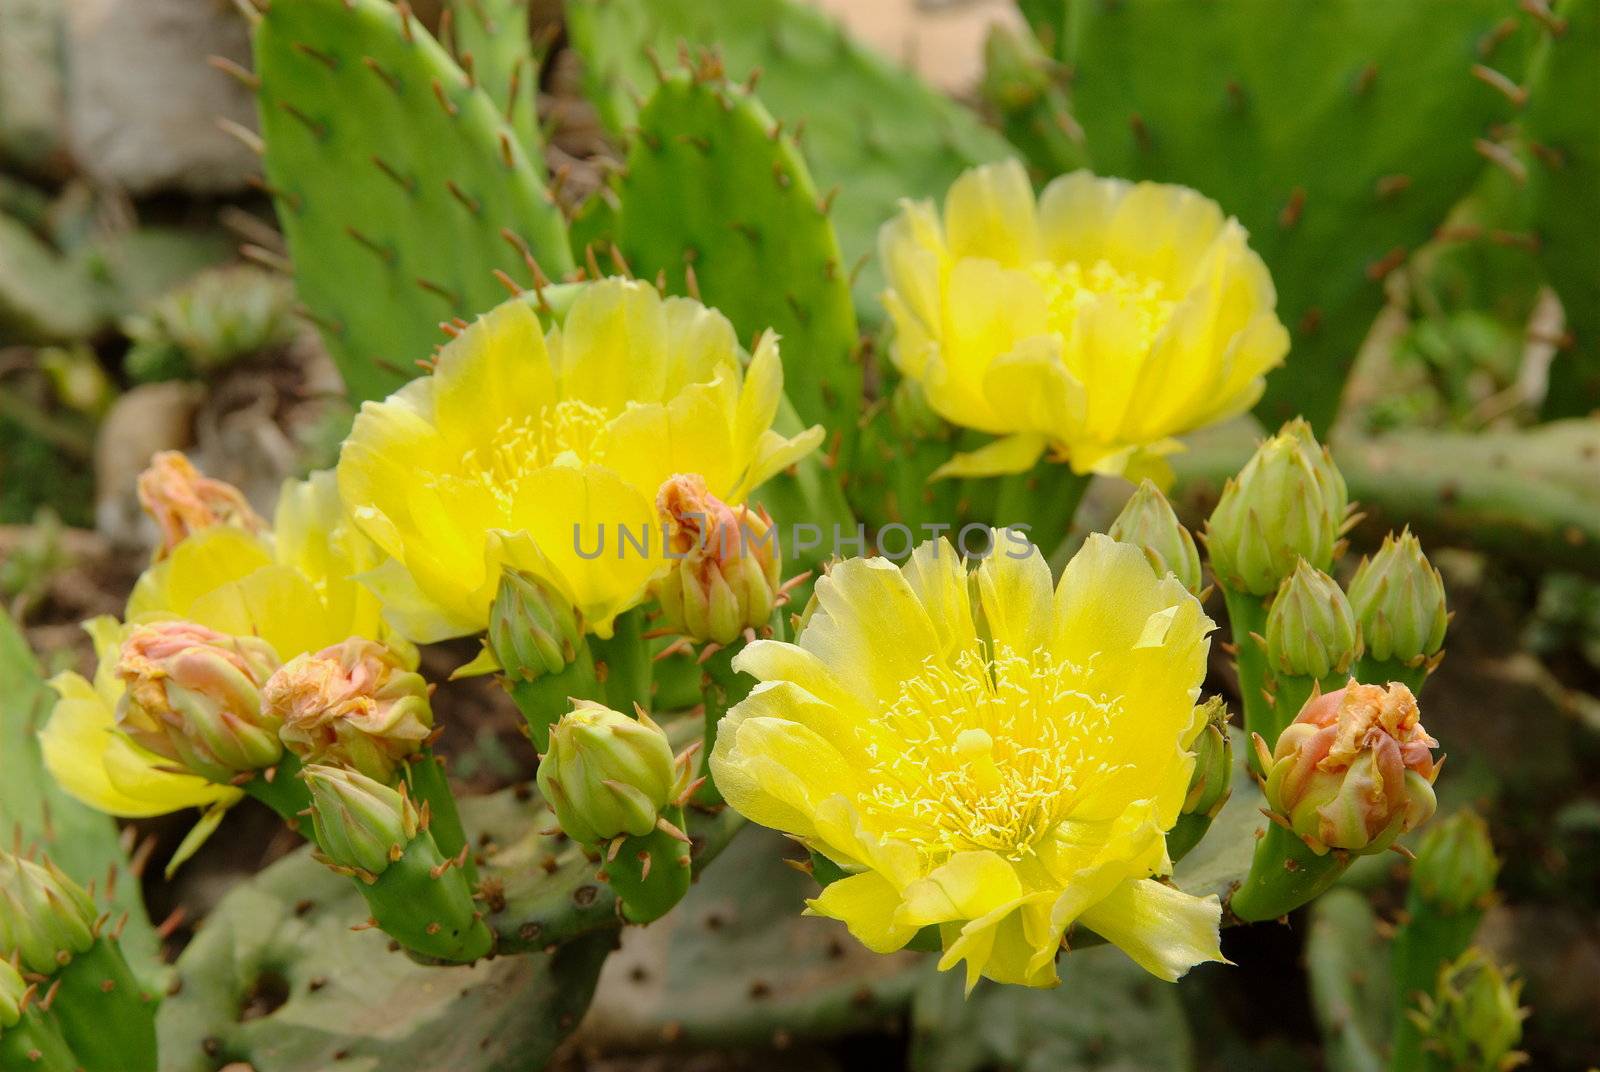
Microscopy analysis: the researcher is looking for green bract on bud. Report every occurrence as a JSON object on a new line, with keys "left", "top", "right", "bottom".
{"left": 1183, "top": 698, "right": 1233, "bottom": 819}
{"left": 115, "top": 619, "right": 282, "bottom": 782}
{"left": 537, "top": 702, "right": 682, "bottom": 845}
{"left": 304, "top": 764, "right": 422, "bottom": 882}
{"left": 1261, "top": 682, "right": 1439, "bottom": 855}
{"left": 0, "top": 954, "right": 26, "bottom": 1029}
{"left": 1348, "top": 528, "right": 1448, "bottom": 665}
{"left": 1412, "top": 810, "right": 1500, "bottom": 915}
{"left": 1265, "top": 560, "right": 1362, "bottom": 680}
{"left": 1109, "top": 479, "right": 1205, "bottom": 597}
{"left": 1408, "top": 949, "right": 1528, "bottom": 1072}
{"left": 0, "top": 849, "right": 97, "bottom": 975}
{"left": 267, "top": 639, "right": 434, "bottom": 784}
{"left": 488, "top": 568, "right": 582, "bottom": 681}
{"left": 654, "top": 474, "right": 782, "bottom": 646}
{"left": 1206, "top": 418, "right": 1349, "bottom": 596}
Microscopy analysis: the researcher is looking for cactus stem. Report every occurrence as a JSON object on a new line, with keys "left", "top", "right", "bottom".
{"left": 208, "top": 54, "right": 261, "bottom": 88}
{"left": 291, "top": 40, "right": 340, "bottom": 71}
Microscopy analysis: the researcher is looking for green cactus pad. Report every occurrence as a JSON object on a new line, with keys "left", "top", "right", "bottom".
{"left": 49, "top": 938, "right": 157, "bottom": 1072}
{"left": 565, "top": 0, "right": 1013, "bottom": 310}
{"left": 1306, "top": 889, "right": 1393, "bottom": 1072}
{"left": 1525, "top": 0, "right": 1600, "bottom": 416}
{"left": 1041, "top": 0, "right": 1526, "bottom": 433}
{"left": 157, "top": 790, "right": 610, "bottom": 1072}
{"left": 253, "top": 0, "right": 573, "bottom": 402}
{"left": 444, "top": 0, "right": 545, "bottom": 167}
{"left": 612, "top": 68, "right": 862, "bottom": 463}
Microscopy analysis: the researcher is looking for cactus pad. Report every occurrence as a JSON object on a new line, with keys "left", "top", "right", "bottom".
{"left": 253, "top": 0, "right": 572, "bottom": 402}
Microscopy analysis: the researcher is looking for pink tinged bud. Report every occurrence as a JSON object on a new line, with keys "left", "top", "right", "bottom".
{"left": 1263, "top": 681, "right": 1439, "bottom": 855}
{"left": 265, "top": 638, "right": 434, "bottom": 784}
{"left": 136, "top": 451, "right": 266, "bottom": 560}
{"left": 115, "top": 620, "right": 283, "bottom": 783}
{"left": 654, "top": 474, "right": 781, "bottom": 645}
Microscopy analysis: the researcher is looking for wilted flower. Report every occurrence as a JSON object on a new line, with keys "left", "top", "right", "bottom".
{"left": 1261, "top": 682, "right": 1439, "bottom": 855}
{"left": 879, "top": 159, "right": 1287, "bottom": 483}
{"left": 1206, "top": 419, "right": 1349, "bottom": 596}
{"left": 1265, "top": 560, "right": 1362, "bottom": 680}
{"left": 1409, "top": 949, "right": 1528, "bottom": 1072}
{"left": 136, "top": 451, "right": 266, "bottom": 561}
{"left": 1348, "top": 528, "right": 1448, "bottom": 666}
{"left": 114, "top": 620, "right": 283, "bottom": 783}
{"left": 267, "top": 638, "right": 434, "bottom": 783}
{"left": 303, "top": 764, "right": 422, "bottom": 882}
{"left": 336, "top": 281, "right": 823, "bottom": 643}
{"left": 537, "top": 702, "right": 685, "bottom": 845}
{"left": 712, "top": 534, "right": 1223, "bottom": 990}
{"left": 654, "top": 474, "right": 782, "bottom": 645}
{"left": 0, "top": 849, "right": 97, "bottom": 975}
{"left": 1108, "top": 479, "right": 1204, "bottom": 597}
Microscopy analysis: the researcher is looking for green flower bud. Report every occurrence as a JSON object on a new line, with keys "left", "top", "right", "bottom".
{"left": 1408, "top": 949, "right": 1527, "bottom": 1072}
{"left": 0, "top": 957, "right": 25, "bottom": 1030}
{"left": 654, "top": 475, "right": 782, "bottom": 646}
{"left": 1262, "top": 682, "right": 1439, "bottom": 855}
{"left": 1206, "top": 418, "right": 1349, "bottom": 596}
{"left": 488, "top": 568, "right": 582, "bottom": 681}
{"left": 537, "top": 701, "right": 680, "bottom": 844}
{"left": 304, "top": 764, "right": 421, "bottom": 881}
{"left": 1412, "top": 810, "right": 1499, "bottom": 916}
{"left": 1265, "top": 560, "right": 1362, "bottom": 680}
{"left": 1109, "top": 480, "right": 1205, "bottom": 597}
{"left": 1348, "top": 528, "right": 1448, "bottom": 665}
{"left": 0, "top": 849, "right": 97, "bottom": 975}
{"left": 267, "top": 638, "right": 434, "bottom": 783}
{"left": 115, "top": 619, "right": 283, "bottom": 782}
{"left": 1183, "top": 698, "right": 1233, "bottom": 819}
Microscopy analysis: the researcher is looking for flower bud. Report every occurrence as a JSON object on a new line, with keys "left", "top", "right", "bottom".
{"left": 267, "top": 638, "right": 433, "bottom": 784}
{"left": 1348, "top": 528, "right": 1448, "bottom": 666}
{"left": 136, "top": 451, "right": 266, "bottom": 560}
{"left": 654, "top": 474, "right": 782, "bottom": 646}
{"left": 1262, "top": 682, "right": 1439, "bottom": 855}
{"left": 1206, "top": 419, "right": 1349, "bottom": 596}
{"left": 115, "top": 620, "right": 283, "bottom": 783}
{"left": 1183, "top": 698, "right": 1233, "bottom": 819}
{"left": 304, "top": 764, "right": 421, "bottom": 881}
{"left": 487, "top": 567, "right": 582, "bottom": 680}
{"left": 1265, "top": 560, "right": 1362, "bottom": 680}
{"left": 537, "top": 701, "right": 680, "bottom": 845}
{"left": 1109, "top": 479, "right": 1204, "bottom": 597}
{"left": 1408, "top": 949, "right": 1527, "bottom": 1072}
{"left": 0, "top": 849, "right": 97, "bottom": 975}
{"left": 0, "top": 957, "right": 24, "bottom": 1030}
{"left": 1412, "top": 810, "right": 1499, "bottom": 915}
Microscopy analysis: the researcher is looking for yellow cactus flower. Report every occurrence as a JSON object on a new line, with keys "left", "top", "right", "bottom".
{"left": 880, "top": 159, "right": 1288, "bottom": 484}
{"left": 335, "top": 279, "right": 823, "bottom": 643}
{"left": 43, "top": 468, "right": 405, "bottom": 824}
{"left": 710, "top": 534, "right": 1225, "bottom": 989}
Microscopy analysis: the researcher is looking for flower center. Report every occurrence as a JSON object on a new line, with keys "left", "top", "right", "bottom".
{"left": 1029, "top": 259, "right": 1176, "bottom": 355}
{"left": 858, "top": 645, "right": 1126, "bottom": 862}
{"left": 444, "top": 399, "right": 610, "bottom": 507}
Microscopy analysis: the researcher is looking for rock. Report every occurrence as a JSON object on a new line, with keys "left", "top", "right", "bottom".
{"left": 64, "top": 0, "right": 259, "bottom": 195}
{"left": 93, "top": 380, "right": 203, "bottom": 547}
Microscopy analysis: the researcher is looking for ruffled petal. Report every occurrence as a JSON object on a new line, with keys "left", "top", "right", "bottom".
{"left": 1076, "top": 878, "right": 1225, "bottom": 982}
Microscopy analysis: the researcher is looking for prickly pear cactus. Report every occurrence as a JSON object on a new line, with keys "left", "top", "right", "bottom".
{"left": 443, "top": 0, "right": 545, "bottom": 167}
{"left": 1040, "top": 0, "right": 1527, "bottom": 432}
{"left": 1524, "top": 0, "right": 1600, "bottom": 416}
{"left": 909, "top": 945, "right": 1193, "bottom": 1072}
{"left": 1306, "top": 889, "right": 1391, "bottom": 1072}
{"left": 611, "top": 65, "right": 861, "bottom": 463}
{"left": 579, "top": 828, "right": 925, "bottom": 1050}
{"left": 157, "top": 790, "right": 611, "bottom": 1072}
{"left": 0, "top": 610, "right": 161, "bottom": 981}
{"left": 252, "top": 0, "right": 573, "bottom": 402}
{"left": 565, "top": 0, "right": 1013, "bottom": 309}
